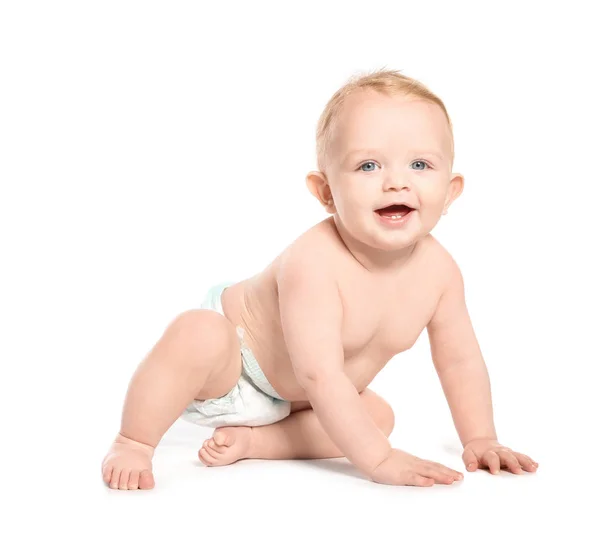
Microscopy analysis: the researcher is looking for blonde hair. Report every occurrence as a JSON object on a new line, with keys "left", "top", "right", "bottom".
{"left": 315, "top": 68, "right": 454, "bottom": 172}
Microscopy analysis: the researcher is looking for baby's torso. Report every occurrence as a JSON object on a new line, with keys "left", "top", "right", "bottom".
{"left": 220, "top": 218, "right": 448, "bottom": 402}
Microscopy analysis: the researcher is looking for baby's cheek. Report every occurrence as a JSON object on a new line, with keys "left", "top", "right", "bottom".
{"left": 421, "top": 194, "right": 446, "bottom": 217}
{"left": 418, "top": 207, "right": 443, "bottom": 233}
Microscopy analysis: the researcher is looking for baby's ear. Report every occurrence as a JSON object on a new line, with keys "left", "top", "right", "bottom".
{"left": 306, "top": 171, "right": 335, "bottom": 213}
{"left": 443, "top": 173, "right": 464, "bottom": 213}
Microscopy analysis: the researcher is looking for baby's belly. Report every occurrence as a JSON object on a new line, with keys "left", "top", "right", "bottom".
{"left": 220, "top": 279, "right": 387, "bottom": 402}
{"left": 220, "top": 279, "right": 298, "bottom": 398}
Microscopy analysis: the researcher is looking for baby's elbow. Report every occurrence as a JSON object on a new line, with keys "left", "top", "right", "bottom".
{"left": 296, "top": 367, "right": 344, "bottom": 390}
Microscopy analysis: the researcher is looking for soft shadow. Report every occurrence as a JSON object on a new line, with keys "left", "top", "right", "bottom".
{"left": 294, "top": 459, "right": 466, "bottom": 489}
{"left": 294, "top": 458, "right": 366, "bottom": 480}
{"left": 441, "top": 442, "right": 463, "bottom": 457}
{"left": 159, "top": 423, "right": 212, "bottom": 447}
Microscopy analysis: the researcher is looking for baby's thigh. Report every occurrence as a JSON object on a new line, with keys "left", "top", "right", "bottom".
{"left": 290, "top": 400, "right": 312, "bottom": 413}
{"left": 168, "top": 309, "right": 242, "bottom": 400}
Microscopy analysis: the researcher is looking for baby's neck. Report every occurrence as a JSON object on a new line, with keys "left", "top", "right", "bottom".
{"left": 329, "top": 215, "right": 419, "bottom": 273}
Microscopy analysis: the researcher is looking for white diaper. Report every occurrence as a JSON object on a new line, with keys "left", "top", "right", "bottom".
{"left": 180, "top": 282, "right": 292, "bottom": 428}
{"left": 182, "top": 365, "right": 292, "bottom": 428}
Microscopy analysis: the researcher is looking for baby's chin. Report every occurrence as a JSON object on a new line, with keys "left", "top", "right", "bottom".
{"left": 371, "top": 235, "right": 420, "bottom": 253}
{"left": 359, "top": 225, "right": 420, "bottom": 252}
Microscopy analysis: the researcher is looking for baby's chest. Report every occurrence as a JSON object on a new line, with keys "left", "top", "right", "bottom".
{"left": 339, "top": 284, "right": 439, "bottom": 358}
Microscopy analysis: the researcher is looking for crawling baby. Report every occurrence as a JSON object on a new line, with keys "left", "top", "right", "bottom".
{"left": 102, "top": 69, "right": 538, "bottom": 490}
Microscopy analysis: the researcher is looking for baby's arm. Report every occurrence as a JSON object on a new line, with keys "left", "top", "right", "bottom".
{"left": 277, "top": 242, "right": 391, "bottom": 476}
{"left": 426, "top": 257, "right": 498, "bottom": 446}
{"left": 427, "top": 258, "right": 538, "bottom": 475}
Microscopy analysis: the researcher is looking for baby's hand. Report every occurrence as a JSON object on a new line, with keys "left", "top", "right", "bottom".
{"left": 462, "top": 438, "right": 539, "bottom": 475}
{"left": 369, "top": 448, "right": 463, "bottom": 487}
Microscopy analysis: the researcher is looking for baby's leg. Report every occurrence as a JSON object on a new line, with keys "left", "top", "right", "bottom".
{"left": 198, "top": 388, "right": 395, "bottom": 466}
{"left": 102, "top": 310, "right": 242, "bottom": 490}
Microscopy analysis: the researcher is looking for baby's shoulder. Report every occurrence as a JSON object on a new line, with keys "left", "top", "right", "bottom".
{"left": 279, "top": 218, "right": 344, "bottom": 266}
{"left": 421, "top": 234, "right": 455, "bottom": 263}
{"left": 420, "top": 234, "right": 462, "bottom": 284}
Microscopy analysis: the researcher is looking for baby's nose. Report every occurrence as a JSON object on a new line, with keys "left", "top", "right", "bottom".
{"left": 383, "top": 174, "right": 410, "bottom": 190}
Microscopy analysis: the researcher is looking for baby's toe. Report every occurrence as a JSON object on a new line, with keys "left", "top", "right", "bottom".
{"left": 109, "top": 468, "right": 122, "bottom": 489}
{"left": 208, "top": 439, "right": 226, "bottom": 454}
{"left": 198, "top": 447, "right": 217, "bottom": 466}
{"left": 138, "top": 470, "right": 155, "bottom": 490}
{"left": 205, "top": 445, "right": 222, "bottom": 460}
{"left": 119, "top": 469, "right": 132, "bottom": 490}
{"left": 127, "top": 470, "right": 140, "bottom": 490}
{"left": 102, "top": 466, "right": 113, "bottom": 485}
{"left": 213, "top": 428, "right": 234, "bottom": 447}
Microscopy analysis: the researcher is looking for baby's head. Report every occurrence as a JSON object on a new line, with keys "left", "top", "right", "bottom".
{"left": 307, "top": 68, "right": 464, "bottom": 253}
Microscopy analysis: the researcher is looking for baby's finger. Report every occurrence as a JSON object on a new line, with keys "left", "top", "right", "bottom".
{"left": 483, "top": 451, "right": 501, "bottom": 474}
{"left": 425, "top": 459, "right": 463, "bottom": 479}
{"left": 462, "top": 448, "right": 478, "bottom": 472}
{"left": 418, "top": 462, "right": 460, "bottom": 484}
{"left": 498, "top": 450, "right": 522, "bottom": 474}
{"left": 513, "top": 452, "right": 538, "bottom": 472}
{"left": 407, "top": 473, "right": 435, "bottom": 487}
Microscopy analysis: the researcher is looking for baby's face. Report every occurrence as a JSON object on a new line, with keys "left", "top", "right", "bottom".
{"left": 324, "top": 90, "right": 463, "bottom": 252}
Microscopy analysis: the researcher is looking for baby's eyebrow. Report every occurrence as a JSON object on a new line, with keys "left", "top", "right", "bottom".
{"left": 343, "top": 149, "right": 378, "bottom": 161}
{"left": 413, "top": 152, "right": 445, "bottom": 163}
{"left": 343, "top": 149, "right": 445, "bottom": 162}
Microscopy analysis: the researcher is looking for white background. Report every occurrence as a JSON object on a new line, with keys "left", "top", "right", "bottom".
{"left": 1, "top": 1, "right": 598, "bottom": 537}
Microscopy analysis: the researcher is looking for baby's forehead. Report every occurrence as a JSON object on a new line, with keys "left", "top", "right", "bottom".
{"left": 340, "top": 92, "right": 444, "bottom": 132}
{"left": 331, "top": 92, "right": 451, "bottom": 154}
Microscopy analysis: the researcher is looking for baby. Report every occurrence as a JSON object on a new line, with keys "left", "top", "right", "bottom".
{"left": 102, "top": 69, "right": 539, "bottom": 490}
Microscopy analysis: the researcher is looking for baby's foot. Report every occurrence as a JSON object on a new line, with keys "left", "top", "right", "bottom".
{"left": 198, "top": 426, "right": 254, "bottom": 466}
{"left": 102, "top": 433, "right": 155, "bottom": 490}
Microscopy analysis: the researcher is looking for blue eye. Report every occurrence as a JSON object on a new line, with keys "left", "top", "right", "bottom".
{"left": 358, "top": 160, "right": 432, "bottom": 172}
{"left": 411, "top": 160, "right": 430, "bottom": 170}
{"left": 359, "top": 161, "right": 378, "bottom": 172}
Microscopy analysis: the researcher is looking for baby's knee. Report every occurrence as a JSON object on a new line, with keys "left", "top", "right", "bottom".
{"left": 163, "top": 309, "right": 238, "bottom": 369}
{"left": 363, "top": 390, "right": 395, "bottom": 436}
{"left": 376, "top": 399, "right": 395, "bottom": 436}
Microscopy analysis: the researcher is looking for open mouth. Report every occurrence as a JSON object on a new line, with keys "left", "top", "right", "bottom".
{"left": 374, "top": 204, "right": 414, "bottom": 220}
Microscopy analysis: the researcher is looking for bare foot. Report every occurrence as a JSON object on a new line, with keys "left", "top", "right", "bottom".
{"left": 102, "top": 433, "right": 155, "bottom": 490}
{"left": 198, "top": 426, "right": 254, "bottom": 466}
